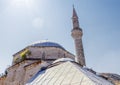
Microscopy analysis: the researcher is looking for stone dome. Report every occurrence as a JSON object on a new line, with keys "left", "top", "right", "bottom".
{"left": 30, "top": 40, "right": 65, "bottom": 50}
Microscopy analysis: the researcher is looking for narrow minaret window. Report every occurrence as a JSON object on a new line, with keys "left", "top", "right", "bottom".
{"left": 71, "top": 6, "right": 86, "bottom": 66}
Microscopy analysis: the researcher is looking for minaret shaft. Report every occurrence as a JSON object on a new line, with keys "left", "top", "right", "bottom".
{"left": 71, "top": 7, "right": 86, "bottom": 66}
{"left": 74, "top": 38, "right": 85, "bottom": 66}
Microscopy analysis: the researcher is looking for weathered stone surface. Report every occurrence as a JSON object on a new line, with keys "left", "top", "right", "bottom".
{"left": 0, "top": 46, "right": 74, "bottom": 85}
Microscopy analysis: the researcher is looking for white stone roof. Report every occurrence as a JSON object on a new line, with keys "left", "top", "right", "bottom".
{"left": 53, "top": 58, "right": 74, "bottom": 64}
{"left": 26, "top": 61, "right": 114, "bottom": 85}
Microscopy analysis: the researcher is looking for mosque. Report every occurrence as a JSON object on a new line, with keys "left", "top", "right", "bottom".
{"left": 0, "top": 7, "right": 120, "bottom": 85}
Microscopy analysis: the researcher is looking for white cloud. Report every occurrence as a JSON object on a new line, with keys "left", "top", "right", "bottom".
{"left": 10, "top": 0, "right": 35, "bottom": 9}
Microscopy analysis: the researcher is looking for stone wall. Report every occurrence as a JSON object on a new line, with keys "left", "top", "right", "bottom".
{"left": 0, "top": 46, "right": 75, "bottom": 85}
{"left": 0, "top": 76, "right": 6, "bottom": 85}
{"left": 100, "top": 73, "right": 120, "bottom": 85}
{"left": 24, "top": 61, "right": 43, "bottom": 84}
{"left": 4, "top": 61, "right": 25, "bottom": 85}
{"left": 0, "top": 60, "right": 48, "bottom": 85}
{"left": 13, "top": 46, "right": 75, "bottom": 65}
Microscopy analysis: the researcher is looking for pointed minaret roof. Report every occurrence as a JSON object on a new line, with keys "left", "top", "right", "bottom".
{"left": 72, "top": 5, "right": 78, "bottom": 18}
{"left": 72, "top": 5, "right": 80, "bottom": 29}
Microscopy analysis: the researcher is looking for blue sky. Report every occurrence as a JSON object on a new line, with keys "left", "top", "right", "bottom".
{"left": 0, "top": 0, "right": 120, "bottom": 74}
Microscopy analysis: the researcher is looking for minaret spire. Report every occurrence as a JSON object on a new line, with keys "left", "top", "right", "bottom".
{"left": 71, "top": 6, "right": 86, "bottom": 66}
{"left": 72, "top": 5, "right": 78, "bottom": 18}
{"left": 72, "top": 6, "right": 80, "bottom": 29}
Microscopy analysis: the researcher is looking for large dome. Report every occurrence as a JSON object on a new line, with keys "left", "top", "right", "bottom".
{"left": 30, "top": 41, "right": 65, "bottom": 50}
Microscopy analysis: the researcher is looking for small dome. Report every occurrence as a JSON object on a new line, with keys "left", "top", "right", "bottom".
{"left": 30, "top": 40, "right": 65, "bottom": 50}
{"left": 53, "top": 58, "right": 74, "bottom": 63}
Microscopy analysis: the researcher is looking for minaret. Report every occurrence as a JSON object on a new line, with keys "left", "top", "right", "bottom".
{"left": 71, "top": 6, "right": 86, "bottom": 66}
